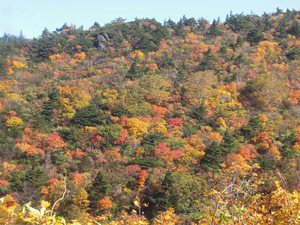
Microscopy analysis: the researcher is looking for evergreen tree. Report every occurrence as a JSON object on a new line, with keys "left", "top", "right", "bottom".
{"left": 72, "top": 104, "right": 108, "bottom": 128}
{"left": 146, "top": 170, "right": 177, "bottom": 218}
{"left": 236, "top": 36, "right": 244, "bottom": 47}
{"left": 126, "top": 55, "right": 142, "bottom": 80}
{"left": 25, "top": 167, "right": 47, "bottom": 190}
{"left": 290, "top": 20, "right": 300, "bottom": 37}
{"left": 220, "top": 130, "right": 238, "bottom": 156}
{"left": 279, "top": 144, "right": 293, "bottom": 159}
{"left": 240, "top": 115, "right": 265, "bottom": 138}
{"left": 201, "top": 141, "right": 223, "bottom": 173}
{"left": 89, "top": 170, "right": 113, "bottom": 206}
{"left": 207, "top": 19, "right": 222, "bottom": 37}
{"left": 246, "top": 28, "right": 266, "bottom": 45}
{"left": 41, "top": 90, "right": 61, "bottom": 122}
{"left": 189, "top": 103, "right": 207, "bottom": 125}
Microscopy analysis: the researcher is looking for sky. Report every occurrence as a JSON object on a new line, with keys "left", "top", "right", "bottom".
{"left": 1, "top": 0, "right": 300, "bottom": 39}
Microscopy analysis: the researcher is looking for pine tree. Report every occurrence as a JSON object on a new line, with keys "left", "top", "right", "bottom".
{"left": 126, "top": 55, "right": 142, "bottom": 80}
{"left": 89, "top": 170, "right": 113, "bottom": 206}
{"left": 240, "top": 115, "right": 265, "bottom": 138}
{"left": 290, "top": 20, "right": 300, "bottom": 37}
{"left": 246, "top": 28, "right": 266, "bottom": 46}
{"left": 146, "top": 170, "right": 177, "bottom": 217}
{"left": 236, "top": 36, "right": 244, "bottom": 47}
{"left": 189, "top": 103, "right": 207, "bottom": 125}
{"left": 220, "top": 130, "right": 238, "bottom": 156}
{"left": 72, "top": 104, "right": 108, "bottom": 128}
{"left": 25, "top": 167, "right": 47, "bottom": 190}
{"left": 207, "top": 19, "right": 222, "bottom": 37}
{"left": 41, "top": 90, "right": 61, "bottom": 122}
{"left": 201, "top": 141, "right": 223, "bottom": 173}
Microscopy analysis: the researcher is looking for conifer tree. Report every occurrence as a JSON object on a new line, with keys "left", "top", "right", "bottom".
{"left": 41, "top": 90, "right": 61, "bottom": 122}
{"left": 207, "top": 19, "right": 222, "bottom": 37}
{"left": 220, "top": 129, "right": 238, "bottom": 156}
{"left": 126, "top": 55, "right": 142, "bottom": 80}
{"left": 201, "top": 141, "right": 223, "bottom": 173}
{"left": 189, "top": 103, "right": 207, "bottom": 125}
{"left": 89, "top": 170, "right": 113, "bottom": 205}
{"left": 73, "top": 104, "right": 107, "bottom": 128}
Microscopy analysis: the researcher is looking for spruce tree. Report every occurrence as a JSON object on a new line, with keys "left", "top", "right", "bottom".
{"left": 146, "top": 170, "right": 177, "bottom": 217}
{"left": 240, "top": 115, "right": 265, "bottom": 138}
{"left": 236, "top": 36, "right": 244, "bottom": 47}
{"left": 246, "top": 28, "right": 266, "bottom": 46}
{"left": 220, "top": 130, "right": 238, "bottom": 156}
{"left": 126, "top": 55, "right": 142, "bottom": 80}
{"left": 201, "top": 141, "right": 223, "bottom": 173}
{"left": 189, "top": 103, "right": 207, "bottom": 125}
{"left": 72, "top": 104, "right": 107, "bottom": 128}
{"left": 207, "top": 19, "right": 222, "bottom": 37}
{"left": 41, "top": 90, "right": 61, "bottom": 122}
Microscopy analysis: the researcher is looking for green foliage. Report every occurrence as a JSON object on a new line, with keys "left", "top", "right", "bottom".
{"left": 126, "top": 55, "right": 143, "bottom": 80}
{"left": 97, "top": 124, "right": 122, "bottom": 149}
{"left": 220, "top": 129, "right": 238, "bottom": 156}
{"left": 127, "top": 157, "right": 159, "bottom": 170}
{"left": 207, "top": 19, "right": 222, "bottom": 37}
{"left": 89, "top": 170, "right": 113, "bottom": 209}
{"left": 145, "top": 170, "right": 177, "bottom": 218}
{"left": 225, "top": 12, "right": 251, "bottom": 33}
{"left": 254, "top": 155, "right": 276, "bottom": 170}
{"left": 59, "top": 126, "right": 82, "bottom": 150}
{"left": 201, "top": 142, "right": 223, "bottom": 173}
{"left": 240, "top": 115, "right": 265, "bottom": 138}
{"left": 73, "top": 104, "right": 109, "bottom": 128}
{"left": 9, "top": 171, "right": 25, "bottom": 191}
{"left": 189, "top": 104, "right": 207, "bottom": 125}
{"left": 25, "top": 167, "right": 47, "bottom": 190}
{"left": 246, "top": 28, "right": 266, "bottom": 45}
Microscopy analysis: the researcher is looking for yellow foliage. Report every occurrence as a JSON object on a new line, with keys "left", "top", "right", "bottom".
{"left": 75, "top": 52, "right": 86, "bottom": 60}
{"left": 72, "top": 187, "right": 90, "bottom": 211}
{"left": 49, "top": 54, "right": 61, "bottom": 61}
{"left": 150, "top": 120, "right": 168, "bottom": 134}
{"left": 179, "top": 144, "right": 205, "bottom": 165}
{"left": 126, "top": 118, "right": 150, "bottom": 139}
{"left": 134, "top": 50, "right": 144, "bottom": 60}
{"left": 153, "top": 208, "right": 184, "bottom": 225}
{"left": 269, "top": 144, "right": 282, "bottom": 161}
{"left": 5, "top": 116, "right": 23, "bottom": 128}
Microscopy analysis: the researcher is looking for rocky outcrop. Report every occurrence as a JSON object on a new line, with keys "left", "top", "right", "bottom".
{"left": 97, "top": 33, "right": 109, "bottom": 51}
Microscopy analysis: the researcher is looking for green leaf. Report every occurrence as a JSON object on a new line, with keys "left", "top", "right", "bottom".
{"left": 200, "top": 213, "right": 211, "bottom": 219}
{"left": 19, "top": 201, "right": 31, "bottom": 213}
{"left": 220, "top": 213, "right": 230, "bottom": 223}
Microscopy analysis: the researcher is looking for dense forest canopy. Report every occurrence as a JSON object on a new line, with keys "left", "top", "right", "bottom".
{"left": 1, "top": 7, "right": 300, "bottom": 224}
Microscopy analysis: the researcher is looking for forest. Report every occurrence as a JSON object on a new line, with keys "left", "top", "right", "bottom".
{"left": 0, "top": 7, "right": 300, "bottom": 224}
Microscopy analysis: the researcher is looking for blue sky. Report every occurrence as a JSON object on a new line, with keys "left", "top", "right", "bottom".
{"left": 1, "top": 0, "right": 300, "bottom": 39}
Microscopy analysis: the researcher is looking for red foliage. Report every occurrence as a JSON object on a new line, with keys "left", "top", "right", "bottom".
{"left": 0, "top": 180, "right": 8, "bottom": 186}
{"left": 238, "top": 145, "right": 259, "bottom": 160}
{"left": 151, "top": 105, "right": 170, "bottom": 118}
{"left": 138, "top": 170, "right": 149, "bottom": 191}
{"left": 48, "top": 178, "right": 59, "bottom": 185}
{"left": 69, "top": 171, "right": 87, "bottom": 184}
{"left": 91, "top": 133, "right": 105, "bottom": 146}
{"left": 42, "top": 132, "right": 67, "bottom": 151}
{"left": 167, "top": 118, "right": 183, "bottom": 126}
{"left": 170, "top": 150, "right": 184, "bottom": 160}
{"left": 154, "top": 143, "right": 170, "bottom": 158}
{"left": 114, "top": 129, "right": 130, "bottom": 144}
{"left": 125, "top": 165, "right": 142, "bottom": 178}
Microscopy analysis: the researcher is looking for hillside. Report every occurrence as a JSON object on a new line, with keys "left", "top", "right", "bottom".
{"left": 0, "top": 8, "right": 300, "bottom": 224}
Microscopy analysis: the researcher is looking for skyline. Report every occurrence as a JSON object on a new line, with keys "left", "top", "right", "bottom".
{"left": 1, "top": 0, "right": 300, "bottom": 39}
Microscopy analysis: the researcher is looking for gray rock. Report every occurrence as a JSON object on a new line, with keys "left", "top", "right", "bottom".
{"left": 98, "top": 42, "right": 106, "bottom": 51}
